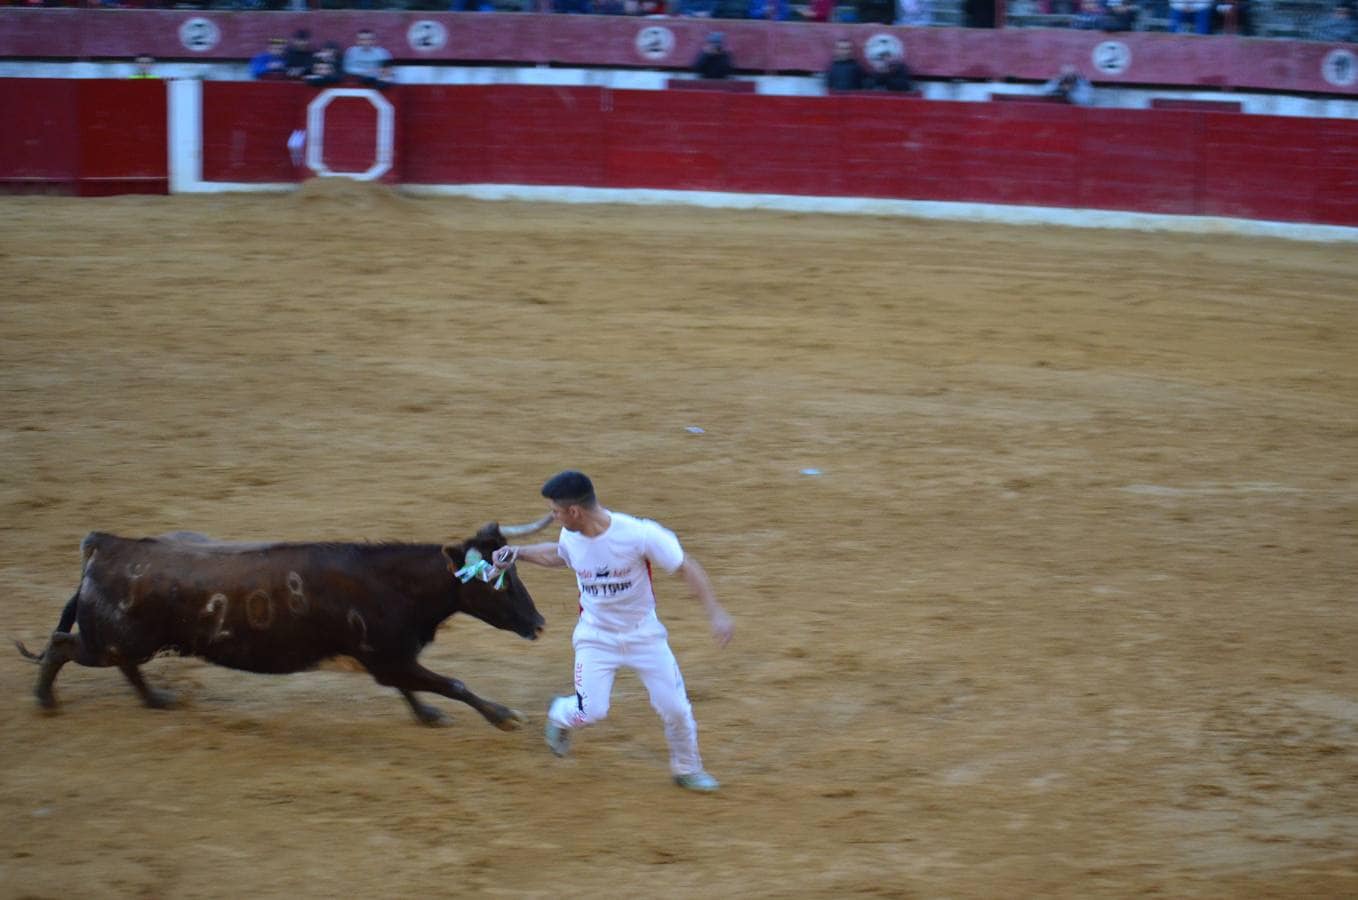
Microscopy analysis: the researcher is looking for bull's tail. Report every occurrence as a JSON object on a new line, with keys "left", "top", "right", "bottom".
{"left": 15, "top": 592, "right": 80, "bottom": 664}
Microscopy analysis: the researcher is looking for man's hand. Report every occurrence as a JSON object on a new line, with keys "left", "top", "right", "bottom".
{"left": 710, "top": 608, "right": 734, "bottom": 648}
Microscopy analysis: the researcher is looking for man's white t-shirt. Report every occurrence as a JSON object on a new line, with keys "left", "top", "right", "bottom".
{"left": 556, "top": 510, "right": 684, "bottom": 631}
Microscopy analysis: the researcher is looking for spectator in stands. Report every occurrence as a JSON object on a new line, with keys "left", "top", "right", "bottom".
{"left": 1168, "top": 0, "right": 1212, "bottom": 33}
{"left": 896, "top": 0, "right": 933, "bottom": 25}
{"left": 284, "top": 30, "right": 314, "bottom": 80}
{"left": 1312, "top": 1, "right": 1357, "bottom": 40}
{"left": 825, "top": 38, "right": 866, "bottom": 92}
{"left": 965, "top": 0, "right": 998, "bottom": 26}
{"left": 1103, "top": 0, "right": 1139, "bottom": 30}
{"left": 1041, "top": 65, "right": 1094, "bottom": 105}
{"left": 1072, "top": 0, "right": 1112, "bottom": 27}
{"left": 856, "top": 0, "right": 895, "bottom": 22}
{"left": 344, "top": 29, "right": 394, "bottom": 86}
{"left": 305, "top": 59, "right": 343, "bottom": 87}
{"left": 1215, "top": 0, "right": 1254, "bottom": 34}
{"left": 250, "top": 37, "right": 289, "bottom": 80}
{"left": 866, "top": 52, "right": 915, "bottom": 91}
{"left": 677, "top": 0, "right": 719, "bottom": 15}
{"left": 130, "top": 55, "right": 157, "bottom": 80}
{"left": 693, "top": 32, "right": 734, "bottom": 79}
{"left": 713, "top": 0, "right": 751, "bottom": 15}
{"left": 796, "top": 0, "right": 836, "bottom": 21}
{"left": 749, "top": 0, "right": 793, "bottom": 18}
{"left": 311, "top": 42, "right": 343, "bottom": 80}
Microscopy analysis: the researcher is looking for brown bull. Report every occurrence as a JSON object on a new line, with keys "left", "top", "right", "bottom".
{"left": 16, "top": 516, "right": 551, "bottom": 730}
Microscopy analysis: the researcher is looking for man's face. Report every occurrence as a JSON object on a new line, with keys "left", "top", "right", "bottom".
{"left": 358, "top": 30, "right": 376, "bottom": 45}
{"left": 548, "top": 500, "right": 583, "bottom": 532}
{"left": 834, "top": 40, "right": 853, "bottom": 60}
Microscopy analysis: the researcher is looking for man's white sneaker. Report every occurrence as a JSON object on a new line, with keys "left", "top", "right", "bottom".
{"left": 673, "top": 772, "right": 720, "bottom": 793}
{"left": 544, "top": 700, "right": 572, "bottom": 757}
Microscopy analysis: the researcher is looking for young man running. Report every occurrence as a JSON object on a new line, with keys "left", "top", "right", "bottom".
{"left": 496, "top": 471, "right": 733, "bottom": 792}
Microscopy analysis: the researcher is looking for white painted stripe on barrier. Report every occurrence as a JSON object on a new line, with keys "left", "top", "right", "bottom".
{"left": 167, "top": 78, "right": 202, "bottom": 195}
{"left": 400, "top": 184, "right": 1358, "bottom": 244}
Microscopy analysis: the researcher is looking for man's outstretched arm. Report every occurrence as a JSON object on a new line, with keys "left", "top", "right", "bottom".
{"left": 499, "top": 542, "right": 567, "bottom": 568}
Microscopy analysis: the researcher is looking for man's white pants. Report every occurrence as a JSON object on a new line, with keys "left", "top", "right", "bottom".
{"left": 547, "top": 614, "right": 704, "bottom": 776}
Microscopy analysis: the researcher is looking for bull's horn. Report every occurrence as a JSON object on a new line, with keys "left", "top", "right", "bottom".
{"left": 499, "top": 514, "right": 553, "bottom": 537}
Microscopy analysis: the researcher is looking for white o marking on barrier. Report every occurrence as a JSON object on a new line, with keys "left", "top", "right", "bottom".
{"left": 178, "top": 17, "right": 221, "bottom": 54}
{"left": 407, "top": 20, "right": 448, "bottom": 53}
{"left": 1322, "top": 49, "right": 1357, "bottom": 87}
{"left": 865, "top": 33, "right": 905, "bottom": 63}
{"left": 635, "top": 26, "right": 675, "bottom": 62}
{"left": 306, "top": 88, "right": 395, "bottom": 182}
{"left": 1091, "top": 41, "right": 1131, "bottom": 76}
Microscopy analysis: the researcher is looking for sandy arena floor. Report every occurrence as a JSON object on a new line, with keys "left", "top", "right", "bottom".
{"left": 1, "top": 182, "right": 1355, "bottom": 899}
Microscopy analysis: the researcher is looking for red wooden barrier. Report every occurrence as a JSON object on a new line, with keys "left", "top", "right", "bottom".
{"left": 397, "top": 85, "right": 1358, "bottom": 225}
{"left": 3, "top": 79, "right": 1356, "bottom": 228}
{"left": 2, "top": 10, "right": 1357, "bottom": 97}
{"left": 0, "top": 78, "right": 167, "bottom": 195}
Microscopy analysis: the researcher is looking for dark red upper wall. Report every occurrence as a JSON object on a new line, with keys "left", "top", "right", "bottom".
{"left": 3, "top": 10, "right": 1357, "bottom": 97}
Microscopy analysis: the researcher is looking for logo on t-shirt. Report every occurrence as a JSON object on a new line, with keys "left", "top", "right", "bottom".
{"left": 577, "top": 565, "right": 635, "bottom": 598}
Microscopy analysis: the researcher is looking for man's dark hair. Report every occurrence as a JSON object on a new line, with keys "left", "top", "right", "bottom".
{"left": 541, "top": 470, "right": 596, "bottom": 506}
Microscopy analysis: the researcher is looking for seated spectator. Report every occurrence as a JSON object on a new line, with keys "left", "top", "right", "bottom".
{"left": 250, "top": 37, "right": 289, "bottom": 80}
{"left": 1312, "top": 2, "right": 1357, "bottom": 41}
{"left": 677, "top": 0, "right": 719, "bottom": 14}
{"left": 1168, "top": 0, "right": 1212, "bottom": 33}
{"left": 693, "top": 32, "right": 734, "bottom": 79}
{"left": 749, "top": 0, "right": 793, "bottom": 18}
{"left": 343, "top": 29, "right": 394, "bottom": 87}
{"left": 1072, "top": 0, "right": 1106, "bottom": 26}
{"left": 311, "top": 42, "right": 342, "bottom": 79}
{"left": 304, "top": 60, "right": 343, "bottom": 87}
{"left": 1041, "top": 65, "right": 1094, "bottom": 105}
{"left": 896, "top": 0, "right": 932, "bottom": 25}
{"left": 857, "top": 0, "right": 895, "bottom": 21}
{"left": 825, "top": 38, "right": 866, "bottom": 92}
{"left": 965, "top": 0, "right": 997, "bottom": 26}
{"left": 795, "top": 0, "right": 836, "bottom": 21}
{"left": 866, "top": 52, "right": 915, "bottom": 91}
{"left": 130, "top": 54, "right": 157, "bottom": 80}
{"left": 1103, "top": 0, "right": 1138, "bottom": 30}
{"left": 1215, "top": 0, "right": 1254, "bottom": 34}
{"left": 284, "top": 30, "right": 314, "bottom": 80}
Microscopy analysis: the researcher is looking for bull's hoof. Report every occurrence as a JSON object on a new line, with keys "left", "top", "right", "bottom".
{"left": 35, "top": 689, "right": 59, "bottom": 712}
{"left": 142, "top": 689, "right": 176, "bottom": 710}
{"left": 494, "top": 709, "right": 526, "bottom": 732}
{"left": 413, "top": 705, "right": 451, "bottom": 727}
